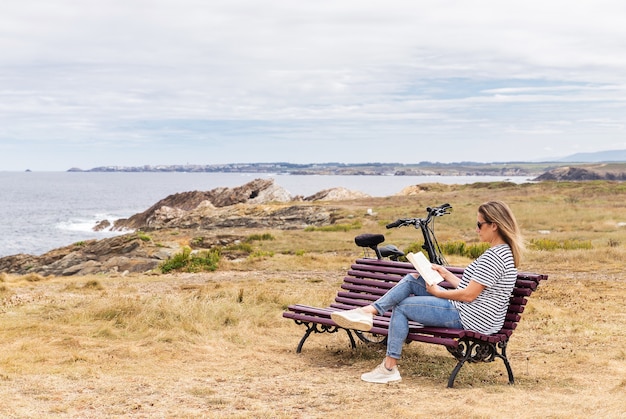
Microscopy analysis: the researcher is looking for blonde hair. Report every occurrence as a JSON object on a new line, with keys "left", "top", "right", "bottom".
{"left": 479, "top": 201, "right": 524, "bottom": 267}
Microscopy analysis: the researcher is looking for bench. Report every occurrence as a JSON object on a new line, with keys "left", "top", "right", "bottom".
{"left": 282, "top": 257, "right": 548, "bottom": 387}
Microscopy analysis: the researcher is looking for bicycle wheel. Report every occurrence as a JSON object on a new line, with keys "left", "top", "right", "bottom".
{"left": 354, "top": 331, "right": 387, "bottom": 345}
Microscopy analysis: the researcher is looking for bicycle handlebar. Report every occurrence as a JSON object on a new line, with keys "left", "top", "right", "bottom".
{"left": 385, "top": 219, "right": 407, "bottom": 229}
{"left": 385, "top": 203, "right": 452, "bottom": 229}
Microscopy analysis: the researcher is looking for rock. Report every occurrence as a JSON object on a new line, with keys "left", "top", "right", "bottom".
{"left": 147, "top": 206, "right": 187, "bottom": 228}
{"left": 304, "top": 187, "right": 370, "bottom": 201}
{"left": 173, "top": 204, "right": 336, "bottom": 231}
{"left": 109, "top": 178, "right": 292, "bottom": 231}
{"left": 101, "top": 256, "right": 159, "bottom": 274}
{"left": 0, "top": 254, "right": 36, "bottom": 274}
{"left": 189, "top": 235, "right": 243, "bottom": 250}
{"left": 241, "top": 181, "right": 293, "bottom": 204}
{"left": 93, "top": 219, "right": 111, "bottom": 231}
{"left": 535, "top": 165, "right": 626, "bottom": 181}
{"left": 535, "top": 167, "right": 603, "bottom": 181}
{"left": 101, "top": 179, "right": 365, "bottom": 232}
{"left": 62, "top": 260, "right": 100, "bottom": 276}
{"left": 397, "top": 183, "right": 452, "bottom": 195}
{"left": 0, "top": 235, "right": 159, "bottom": 276}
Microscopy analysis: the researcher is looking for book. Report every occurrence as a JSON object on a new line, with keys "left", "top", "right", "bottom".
{"left": 406, "top": 252, "right": 444, "bottom": 286}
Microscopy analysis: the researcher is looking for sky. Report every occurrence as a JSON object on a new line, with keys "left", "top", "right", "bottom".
{"left": 1, "top": 0, "right": 626, "bottom": 171}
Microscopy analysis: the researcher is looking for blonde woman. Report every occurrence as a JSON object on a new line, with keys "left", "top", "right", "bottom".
{"left": 332, "top": 201, "right": 524, "bottom": 383}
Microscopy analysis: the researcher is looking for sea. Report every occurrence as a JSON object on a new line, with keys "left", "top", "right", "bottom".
{"left": 0, "top": 171, "right": 533, "bottom": 257}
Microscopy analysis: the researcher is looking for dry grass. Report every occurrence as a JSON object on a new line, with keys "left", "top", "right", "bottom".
{"left": 1, "top": 181, "right": 626, "bottom": 418}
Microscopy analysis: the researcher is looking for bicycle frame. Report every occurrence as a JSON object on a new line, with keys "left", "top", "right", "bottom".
{"left": 385, "top": 203, "right": 451, "bottom": 266}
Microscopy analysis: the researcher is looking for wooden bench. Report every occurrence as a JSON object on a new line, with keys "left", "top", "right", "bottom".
{"left": 282, "top": 257, "right": 548, "bottom": 387}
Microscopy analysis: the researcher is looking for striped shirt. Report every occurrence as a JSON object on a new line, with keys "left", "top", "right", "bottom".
{"left": 451, "top": 244, "right": 517, "bottom": 335}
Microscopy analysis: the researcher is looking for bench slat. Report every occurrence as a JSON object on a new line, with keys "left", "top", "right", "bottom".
{"left": 342, "top": 275, "right": 399, "bottom": 287}
{"left": 510, "top": 296, "right": 528, "bottom": 306}
{"left": 347, "top": 270, "right": 406, "bottom": 283}
{"left": 506, "top": 312, "right": 522, "bottom": 322}
{"left": 513, "top": 288, "right": 533, "bottom": 297}
{"left": 341, "top": 278, "right": 397, "bottom": 291}
{"left": 335, "top": 295, "right": 379, "bottom": 305}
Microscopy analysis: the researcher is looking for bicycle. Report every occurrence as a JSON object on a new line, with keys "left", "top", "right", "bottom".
{"left": 354, "top": 202, "right": 452, "bottom": 265}
{"left": 352, "top": 203, "right": 452, "bottom": 344}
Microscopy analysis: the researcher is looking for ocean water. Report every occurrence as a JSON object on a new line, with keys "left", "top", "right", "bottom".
{"left": 0, "top": 171, "right": 532, "bottom": 257}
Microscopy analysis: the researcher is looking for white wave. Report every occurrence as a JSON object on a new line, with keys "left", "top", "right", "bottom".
{"left": 55, "top": 213, "right": 129, "bottom": 235}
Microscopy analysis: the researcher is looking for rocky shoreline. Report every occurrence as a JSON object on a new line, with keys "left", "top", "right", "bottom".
{"left": 3, "top": 164, "right": 626, "bottom": 277}
{"left": 0, "top": 179, "right": 366, "bottom": 277}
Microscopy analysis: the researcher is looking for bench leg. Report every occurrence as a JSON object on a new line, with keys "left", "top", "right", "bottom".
{"left": 296, "top": 327, "right": 314, "bottom": 353}
{"left": 496, "top": 341, "right": 515, "bottom": 385}
{"left": 345, "top": 329, "right": 357, "bottom": 350}
{"left": 293, "top": 321, "right": 356, "bottom": 353}
{"left": 447, "top": 351, "right": 470, "bottom": 388}
{"left": 446, "top": 338, "right": 514, "bottom": 388}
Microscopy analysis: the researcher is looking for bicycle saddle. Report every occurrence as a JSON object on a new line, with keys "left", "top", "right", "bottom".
{"left": 354, "top": 233, "right": 385, "bottom": 248}
{"left": 379, "top": 244, "right": 404, "bottom": 261}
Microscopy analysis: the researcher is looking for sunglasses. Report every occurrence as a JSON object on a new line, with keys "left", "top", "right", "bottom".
{"left": 476, "top": 220, "right": 491, "bottom": 229}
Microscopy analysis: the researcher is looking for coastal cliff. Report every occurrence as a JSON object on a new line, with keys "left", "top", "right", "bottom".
{"left": 534, "top": 164, "right": 626, "bottom": 181}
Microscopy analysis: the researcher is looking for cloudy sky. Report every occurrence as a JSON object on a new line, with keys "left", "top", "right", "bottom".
{"left": 1, "top": 0, "right": 625, "bottom": 171}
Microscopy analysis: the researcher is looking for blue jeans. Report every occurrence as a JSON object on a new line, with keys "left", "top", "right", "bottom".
{"left": 372, "top": 274, "right": 463, "bottom": 360}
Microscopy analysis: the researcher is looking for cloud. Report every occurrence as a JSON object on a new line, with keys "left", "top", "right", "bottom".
{"left": 1, "top": 0, "right": 626, "bottom": 169}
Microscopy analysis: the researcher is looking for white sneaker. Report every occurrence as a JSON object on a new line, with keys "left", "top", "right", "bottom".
{"left": 361, "top": 362, "right": 402, "bottom": 384}
{"left": 330, "top": 308, "right": 373, "bottom": 331}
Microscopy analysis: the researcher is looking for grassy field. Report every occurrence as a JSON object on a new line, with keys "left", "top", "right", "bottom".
{"left": 1, "top": 181, "right": 625, "bottom": 418}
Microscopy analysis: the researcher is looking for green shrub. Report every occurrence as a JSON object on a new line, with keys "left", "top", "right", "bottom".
{"left": 404, "top": 240, "right": 489, "bottom": 260}
{"left": 226, "top": 242, "right": 254, "bottom": 253}
{"left": 187, "top": 250, "right": 221, "bottom": 273}
{"left": 465, "top": 242, "right": 490, "bottom": 259}
{"left": 249, "top": 250, "right": 275, "bottom": 259}
{"left": 529, "top": 238, "right": 560, "bottom": 251}
{"left": 403, "top": 242, "right": 424, "bottom": 255}
{"left": 305, "top": 221, "right": 362, "bottom": 232}
{"left": 160, "top": 247, "right": 220, "bottom": 273}
{"left": 191, "top": 236, "right": 204, "bottom": 246}
{"left": 529, "top": 238, "right": 593, "bottom": 251}
{"left": 160, "top": 247, "right": 192, "bottom": 273}
{"left": 245, "top": 233, "right": 275, "bottom": 242}
{"left": 440, "top": 240, "right": 467, "bottom": 256}
{"left": 136, "top": 231, "right": 152, "bottom": 242}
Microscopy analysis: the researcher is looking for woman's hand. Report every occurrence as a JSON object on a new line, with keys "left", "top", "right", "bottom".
{"left": 431, "top": 264, "right": 460, "bottom": 288}
{"left": 425, "top": 281, "right": 442, "bottom": 297}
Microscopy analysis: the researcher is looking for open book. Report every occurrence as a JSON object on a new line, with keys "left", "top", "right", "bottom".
{"left": 406, "top": 252, "right": 444, "bottom": 286}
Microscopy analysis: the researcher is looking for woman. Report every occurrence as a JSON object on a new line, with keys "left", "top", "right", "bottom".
{"left": 331, "top": 201, "right": 524, "bottom": 384}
